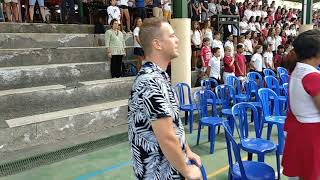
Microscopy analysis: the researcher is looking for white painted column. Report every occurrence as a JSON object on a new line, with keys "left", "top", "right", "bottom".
{"left": 170, "top": 18, "right": 191, "bottom": 87}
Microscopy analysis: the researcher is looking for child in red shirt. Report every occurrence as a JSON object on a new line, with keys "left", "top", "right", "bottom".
{"left": 235, "top": 44, "right": 247, "bottom": 81}
{"left": 200, "top": 37, "right": 212, "bottom": 73}
{"left": 273, "top": 45, "right": 285, "bottom": 69}
{"left": 223, "top": 46, "right": 235, "bottom": 83}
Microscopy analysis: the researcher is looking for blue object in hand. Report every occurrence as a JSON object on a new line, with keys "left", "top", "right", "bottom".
{"left": 188, "top": 160, "right": 207, "bottom": 180}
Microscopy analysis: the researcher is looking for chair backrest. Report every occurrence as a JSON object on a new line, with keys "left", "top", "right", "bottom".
{"left": 247, "top": 72, "right": 263, "bottom": 89}
{"left": 283, "top": 83, "right": 289, "bottom": 99}
{"left": 201, "top": 78, "right": 219, "bottom": 91}
{"left": 258, "top": 88, "right": 281, "bottom": 117}
{"left": 263, "top": 68, "right": 276, "bottom": 77}
{"left": 277, "top": 67, "right": 288, "bottom": 76}
{"left": 280, "top": 73, "right": 289, "bottom": 85}
{"left": 222, "top": 121, "right": 248, "bottom": 179}
{"left": 242, "top": 80, "right": 259, "bottom": 102}
{"left": 226, "top": 75, "right": 242, "bottom": 95}
{"left": 232, "top": 102, "right": 262, "bottom": 138}
{"left": 264, "top": 76, "right": 281, "bottom": 95}
{"left": 215, "top": 84, "right": 236, "bottom": 109}
{"left": 188, "top": 160, "right": 208, "bottom": 180}
{"left": 175, "top": 83, "right": 193, "bottom": 106}
{"left": 194, "top": 89, "right": 218, "bottom": 117}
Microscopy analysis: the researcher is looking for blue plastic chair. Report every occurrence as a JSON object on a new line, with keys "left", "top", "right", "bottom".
{"left": 258, "top": 88, "right": 286, "bottom": 154}
{"left": 277, "top": 67, "right": 288, "bottom": 76}
{"left": 279, "top": 73, "right": 289, "bottom": 85}
{"left": 263, "top": 68, "right": 276, "bottom": 77}
{"left": 242, "top": 80, "right": 263, "bottom": 123}
{"left": 226, "top": 76, "right": 248, "bottom": 103}
{"left": 188, "top": 160, "right": 208, "bottom": 180}
{"left": 201, "top": 78, "right": 222, "bottom": 114}
{"left": 231, "top": 103, "right": 280, "bottom": 177}
{"left": 194, "top": 90, "right": 223, "bottom": 154}
{"left": 247, "top": 72, "right": 263, "bottom": 89}
{"left": 175, "top": 83, "right": 198, "bottom": 133}
{"left": 317, "top": 64, "right": 320, "bottom": 71}
{"left": 282, "top": 83, "right": 289, "bottom": 114}
{"left": 264, "top": 76, "right": 287, "bottom": 114}
{"left": 216, "top": 85, "right": 237, "bottom": 134}
{"left": 222, "top": 121, "right": 276, "bottom": 180}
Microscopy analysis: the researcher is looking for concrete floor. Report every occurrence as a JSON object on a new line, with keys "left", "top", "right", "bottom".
{"left": 0, "top": 123, "right": 288, "bottom": 180}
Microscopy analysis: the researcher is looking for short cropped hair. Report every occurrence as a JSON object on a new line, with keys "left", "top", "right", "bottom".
{"left": 139, "top": 18, "right": 167, "bottom": 55}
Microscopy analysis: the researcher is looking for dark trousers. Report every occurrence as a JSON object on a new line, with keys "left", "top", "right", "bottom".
{"left": 60, "top": 0, "right": 75, "bottom": 23}
{"left": 111, "top": 55, "right": 123, "bottom": 78}
{"left": 136, "top": 7, "right": 146, "bottom": 20}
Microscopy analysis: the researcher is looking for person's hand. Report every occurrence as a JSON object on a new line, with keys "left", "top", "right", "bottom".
{"left": 187, "top": 151, "right": 202, "bottom": 167}
{"left": 185, "top": 165, "right": 203, "bottom": 180}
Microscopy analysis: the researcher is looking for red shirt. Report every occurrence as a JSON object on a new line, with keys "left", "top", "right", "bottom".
{"left": 274, "top": 53, "right": 283, "bottom": 69}
{"left": 235, "top": 53, "right": 246, "bottom": 76}
{"left": 223, "top": 55, "right": 235, "bottom": 73}
{"left": 268, "top": 15, "right": 274, "bottom": 25}
{"left": 201, "top": 46, "right": 212, "bottom": 67}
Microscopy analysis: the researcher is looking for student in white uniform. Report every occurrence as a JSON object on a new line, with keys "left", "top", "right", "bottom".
{"left": 250, "top": 45, "right": 263, "bottom": 75}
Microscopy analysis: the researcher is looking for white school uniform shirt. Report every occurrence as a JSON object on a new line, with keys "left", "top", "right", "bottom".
{"left": 275, "top": 35, "right": 282, "bottom": 50}
{"left": 239, "top": 21, "right": 249, "bottom": 34}
{"left": 261, "top": 11, "right": 268, "bottom": 18}
{"left": 244, "top": 9, "right": 254, "bottom": 20}
{"left": 249, "top": 22, "right": 256, "bottom": 32}
{"left": 263, "top": 51, "right": 273, "bottom": 69}
{"left": 267, "top": 36, "right": 276, "bottom": 51}
{"left": 290, "top": 63, "right": 320, "bottom": 123}
{"left": 191, "top": 30, "right": 202, "bottom": 46}
{"left": 107, "top": 6, "right": 121, "bottom": 24}
{"left": 243, "top": 39, "right": 253, "bottom": 56}
{"left": 251, "top": 53, "right": 263, "bottom": 72}
{"left": 208, "top": 56, "right": 221, "bottom": 79}
{"left": 118, "top": 0, "right": 128, "bottom": 6}
{"left": 212, "top": 39, "right": 224, "bottom": 59}
{"left": 133, "top": 27, "right": 141, "bottom": 48}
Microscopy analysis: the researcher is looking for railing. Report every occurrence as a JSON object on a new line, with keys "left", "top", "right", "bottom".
{"left": 213, "top": 14, "right": 240, "bottom": 36}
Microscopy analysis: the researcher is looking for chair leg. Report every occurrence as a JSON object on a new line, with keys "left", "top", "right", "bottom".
{"left": 228, "top": 169, "right": 232, "bottom": 180}
{"left": 189, "top": 111, "right": 194, "bottom": 134}
{"left": 277, "top": 124, "right": 285, "bottom": 155}
{"left": 257, "top": 154, "right": 265, "bottom": 162}
{"left": 248, "top": 152, "right": 253, "bottom": 161}
{"left": 185, "top": 111, "right": 188, "bottom": 125}
{"left": 267, "top": 123, "right": 273, "bottom": 140}
{"left": 276, "top": 147, "right": 281, "bottom": 180}
{"left": 209, "top": 126, "right": 216, "bottom": 154}
{"left": 217, "top": 125, "right": 221, "bottom": 134}
{"left": 196, "top": 122, "right": 201, "bottom": 145}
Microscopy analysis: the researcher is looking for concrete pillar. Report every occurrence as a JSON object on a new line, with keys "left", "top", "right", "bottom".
{"left": 299, "top": 24, "right": 314, "bottom": 33}
{"left": 302, "top": 0, "right": 313, "bottom": 24}
{"left": 170, "top": 18, "right": 191, "bottom": 87}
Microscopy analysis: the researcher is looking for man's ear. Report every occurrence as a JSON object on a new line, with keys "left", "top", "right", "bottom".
{"left": 151, "top": 39, "right": 162, "bottom": 51}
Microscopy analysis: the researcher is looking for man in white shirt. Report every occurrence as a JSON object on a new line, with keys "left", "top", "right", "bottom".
{"left": 207, "top": 47, "right": 221, "bottom": 82}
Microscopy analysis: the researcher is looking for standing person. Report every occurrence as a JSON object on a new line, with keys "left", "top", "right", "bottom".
{"left": 107, "top": 0, "right": 121, "bottom": 25}
{"left": 119, "top": 0, "right": 131, "bottom": 33}
{"left": 201, "top": 20, "right": 213, "bottom": 46}
{"left": 135, "top": 0, "right": 146, "bottom": 20}
{"left": 4, "top": 0, "right": 19, "bottom": 22}
{"left": 133, "top": 17, "right": 144, "bottom": 70}
{"left": 223, "top": 46, "right": 235, "bottom": 83}
{"left": 60, "top": 0, "right": 75, "bottom": 23}
{"left": 282, "top": 29, "right": 320, "bottom": 180}
{"left": 200, "top": 37, "right": 212, "bottom": 74}
{"left": 273, "top": 45, "right": 285, "bottom": 69}
{"left": 235, "top": 44, "right": 247, "bottom": 81}
{"left": 152, "top": 0, "right": 163, "bottom": 19}
{"left": 128, "top": 18, "right": 203, "bottom": 180}
{"left": 163, "top": 0, "right": 171, "bottom": 21}
{"left": 191, "top": 0, "right": 201, "bottom": 21}
{"left": 191, "top": 21, "right": 202, "bottom": 70}
{"left": 224, "top": 34, "right": 234, "bottom": 56}
{"left": 29, "top": 0, "right": 46, "bottom": 23}
{"left": 200, "top": 0, "right": 209, "bottom": 22}
{"left": 263, "top": 43, "right": 274, "bottom": 70}
{"left": 105, "top": 19, "right": 126, "bottom": 78}
{"left": 212, "top": 31, "right": 224, "bottom": 59}
{"left": 250, "top": 45, "right": 263, "bottom": 76}
{"left": 206, "top": 47, "right": 222, "bottom": 83}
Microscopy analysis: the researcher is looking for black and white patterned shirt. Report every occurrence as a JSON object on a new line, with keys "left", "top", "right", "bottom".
{"left": 128, "top": 61, "right": 187, "bottom": 180}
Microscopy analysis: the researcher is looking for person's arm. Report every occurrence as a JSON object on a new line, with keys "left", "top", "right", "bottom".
{"left": 314, "top": 95, "right": 320, "bottom": 111}
{"left": 206, "top": 66, "right": 211, "bottom": 77}
{"left": 152, "top": 118, "right": 202, "bottom": 179}
{"left": 200, "top": 2, "right": 208, "bottom": 12}
{"left": 235, "top": 56, "right": 243, "bottom": 75}
{"left": 105, "top": 30, "right": 112, "bottom": 58}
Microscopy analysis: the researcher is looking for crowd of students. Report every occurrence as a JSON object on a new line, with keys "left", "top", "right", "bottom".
{"left": 190, "top": 0, "right": 304, "bottom": 86}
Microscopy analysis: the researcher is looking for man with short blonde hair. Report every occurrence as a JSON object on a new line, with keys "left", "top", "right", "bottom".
{"left": 128, "top": 18, "right": 203, "bottom": 180}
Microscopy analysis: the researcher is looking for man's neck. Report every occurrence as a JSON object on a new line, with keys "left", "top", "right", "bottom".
{"left": 145, "top": 55, "right": 169, "bottom": 71}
